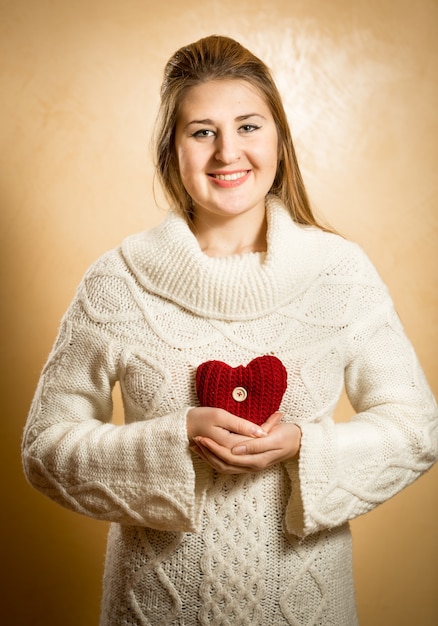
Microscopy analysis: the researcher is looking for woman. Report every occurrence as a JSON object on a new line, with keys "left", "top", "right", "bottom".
{"left": 22, "top": 35, "right": 438, "bottom": 625}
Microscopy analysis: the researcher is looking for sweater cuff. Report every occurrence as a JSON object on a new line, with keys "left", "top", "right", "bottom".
{"left": 283, "top": 421, "right": 336, "bottom": 537}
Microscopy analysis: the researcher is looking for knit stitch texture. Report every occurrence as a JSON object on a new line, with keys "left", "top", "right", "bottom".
{"left": 196, "top": 355, "right": 287, "bottom": 425}
{"left": 22, "top": 196, "right": 438, "bottom": 625}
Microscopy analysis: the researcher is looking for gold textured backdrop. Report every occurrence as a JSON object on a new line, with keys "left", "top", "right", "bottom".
{"left": 1, "top": 0, "right": 437, "bottom": 624}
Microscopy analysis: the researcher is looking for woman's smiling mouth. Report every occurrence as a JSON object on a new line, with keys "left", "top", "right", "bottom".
{"left": 208, "top": 170, "right": 251, "bottom": 186}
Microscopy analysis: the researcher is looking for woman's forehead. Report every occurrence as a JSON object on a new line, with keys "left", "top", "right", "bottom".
{"left": 177, "top": 79, "right": 271, "bottom": 120}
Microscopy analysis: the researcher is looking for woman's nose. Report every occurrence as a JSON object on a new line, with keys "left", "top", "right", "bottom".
{"left": 214, "top": 132, "right": 241, "bottom": 163}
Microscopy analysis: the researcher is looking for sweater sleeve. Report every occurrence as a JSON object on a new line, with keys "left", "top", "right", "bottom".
{"left": 284, "top": 255, "right": 438, "bottom": 538}
{"left": 22, "top": 312, "right": 209, "bottom": 533}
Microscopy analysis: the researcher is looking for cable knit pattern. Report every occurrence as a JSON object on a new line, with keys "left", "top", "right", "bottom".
{"left": 22, "top": 196, "right": 438, "bottom": 625}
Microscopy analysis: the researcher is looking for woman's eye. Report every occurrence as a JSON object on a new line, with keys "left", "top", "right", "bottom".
{"left": 192, "top": 129, "right": 215, "bottom": 138}
{"left": 240, "top": 124, "right": 261, "bottom": 133}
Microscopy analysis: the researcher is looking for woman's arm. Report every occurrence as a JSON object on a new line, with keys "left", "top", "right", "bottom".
{"left": 22, "top": 318, "right": 210, "bottom": 532}
{"left": 284, "top": 303, "right": 438, "bottom": 538}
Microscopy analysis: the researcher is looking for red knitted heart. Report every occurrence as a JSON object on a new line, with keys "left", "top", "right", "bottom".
{"left": 196, "top": 355, "right": 287, "bottom": 426}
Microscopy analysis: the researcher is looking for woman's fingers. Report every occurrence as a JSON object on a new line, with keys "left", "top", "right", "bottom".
{"left": 190, "top": 441, "right": 252, "bottom": 474}
{"left": 231, "top": 423, "right": 301, "bottom": 457}
{"left": 188, "top": 411, "right": 300, "bottom": 474}
{"left": 260, "top": 411, "right": 284, "bottom": 433}
{"left": 193, "top": 436, "right": 283, "bottom": 472}
{"left": 193, "top": 425, "right": 300, "bottom": 471}
{"left": 187, "top": 406, "right": 269, "bottom": 444}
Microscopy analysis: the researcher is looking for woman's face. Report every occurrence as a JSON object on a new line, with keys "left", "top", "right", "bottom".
{"left": 174, "top": 79, "right": 279, "bottom": 223}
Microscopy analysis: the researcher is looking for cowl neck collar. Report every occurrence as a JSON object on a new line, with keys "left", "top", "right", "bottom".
{"left": 122, "top": 196, "right": 325, "bottom": 321}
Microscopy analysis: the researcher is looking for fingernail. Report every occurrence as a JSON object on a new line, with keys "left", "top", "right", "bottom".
{"left": 232, "top": 445, "right": 247, "bottom": 455}
{"left": 252, "top": 427, "right": 267, "bottom": 437}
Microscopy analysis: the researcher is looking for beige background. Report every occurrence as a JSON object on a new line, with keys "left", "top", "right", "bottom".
{"left": 1, "top": 0, "right": 437, "bottom": 624}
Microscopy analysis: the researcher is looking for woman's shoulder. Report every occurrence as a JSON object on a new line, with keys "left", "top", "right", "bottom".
{"left": 270, "top": 196, "right": 379, "bottom": 284}
{"left": 79, "top": 245, "right": 130, "bottom": 283}
{"left": 83, "top": 213, "right": 174, "bottom": 280}
{"left": 66, "top": 245, "right": 145, "bottom": 323}
{"left": 312, "top": 228, "right": 383, "bottom": 286}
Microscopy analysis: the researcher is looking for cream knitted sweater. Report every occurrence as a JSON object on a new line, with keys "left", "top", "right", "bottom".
{"left": 23, "top": 196, "right": 438, "bottom": 625}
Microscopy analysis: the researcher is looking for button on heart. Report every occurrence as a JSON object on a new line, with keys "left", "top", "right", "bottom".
{"left": 196, "top": 355, "right": 287, "bottom": 426}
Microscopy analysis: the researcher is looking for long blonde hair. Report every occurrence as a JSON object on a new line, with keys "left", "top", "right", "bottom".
{"left": 154, "top": 35, "right": 324, "bottom": 228}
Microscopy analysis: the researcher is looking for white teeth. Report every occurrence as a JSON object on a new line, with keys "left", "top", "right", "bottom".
{"left": 213, "top": 171, "right": 247, "bottom": 181}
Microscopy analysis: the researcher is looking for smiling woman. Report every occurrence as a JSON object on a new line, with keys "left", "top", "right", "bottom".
{"left": 174, "top": 80, "right": 279, "bottom": 255}
{"left": 21, "top": 34, "right": 438, "bottom": 626}
{"left": 155, "top": 34, "right": 318, "bottom": 231}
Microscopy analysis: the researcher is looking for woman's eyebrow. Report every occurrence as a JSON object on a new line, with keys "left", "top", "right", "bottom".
{"left": 185, "top": 118, "right": 214, "bottom": 128}
{"left": 235, "top": 113, "right": 267, "bottom": 122}
{"left": 184, "top": 113, "right": 267, "bottom": 129}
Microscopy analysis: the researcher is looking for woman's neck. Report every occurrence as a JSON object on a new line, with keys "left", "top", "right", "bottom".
{"left": 191, "top": 208, "right": 268, "bottom": 258}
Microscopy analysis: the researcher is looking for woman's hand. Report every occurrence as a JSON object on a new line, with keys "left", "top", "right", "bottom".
{"left": 186, "top": 406, "right": 270, "bottom": 449}
{"left": 187, "top": 408, "right": 301, "bottom": 474}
